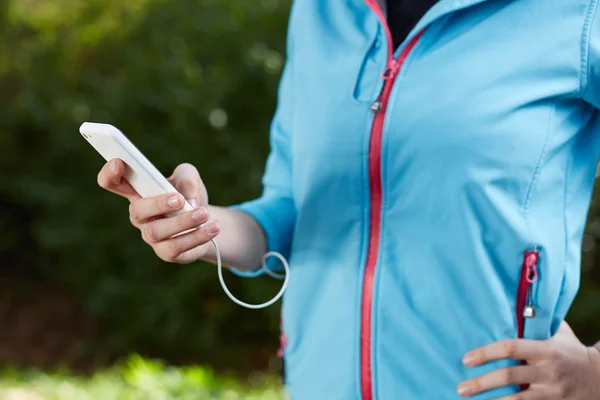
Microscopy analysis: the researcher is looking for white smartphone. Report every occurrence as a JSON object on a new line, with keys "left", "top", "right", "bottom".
{"left": 79, "top": 122, "right": 193, "bottom": 215}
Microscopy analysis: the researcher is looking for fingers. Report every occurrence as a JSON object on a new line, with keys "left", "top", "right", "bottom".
{"left": 130, "top": 193, "right": 185, "bottom": 223}
{"left": 97, "top": 159, "right": 140, "bottom": 201}
{"left": 463, "top": 339, "right": 548, "bottom": 366}
{"left": 154, "top": 221, "right": 220, "bottom": 263}
{"left": 141, "top": 207, "right": 209, "bottom": 243}
{"left": 458, "top": 366, "right": 542, "bottom": 397}
{"left": 169, "top": 163, "right": 206, "bottom": 209}
{"left": 496, "top": 388, "right": 550, "bottom": 400}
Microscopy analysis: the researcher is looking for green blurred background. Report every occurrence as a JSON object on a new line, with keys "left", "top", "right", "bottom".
{"left": 0, "top": 0, "right": 599, "bottom": 398}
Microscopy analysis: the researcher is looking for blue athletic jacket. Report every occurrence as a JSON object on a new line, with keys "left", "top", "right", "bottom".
{"left": 232, "top": 0, "right": 600, "bottom": 398}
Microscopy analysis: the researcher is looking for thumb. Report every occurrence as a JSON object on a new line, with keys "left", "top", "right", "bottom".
{"left": 168, "top": 163, "right": 207, "bottom": 209}
{"left": 553, "top": 320, "right": 577, "bottom": 342}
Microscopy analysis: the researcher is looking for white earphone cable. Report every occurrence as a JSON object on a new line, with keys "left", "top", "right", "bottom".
{"left": 211, "top": 239, "right": 289, "bottom": 309}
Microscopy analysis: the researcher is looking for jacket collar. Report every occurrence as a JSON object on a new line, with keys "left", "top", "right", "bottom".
{"left": 412, "top": 0, "right": 492, "bottom": 37}
{"left": 376, "top": 0, "right": 493, "bottom": 53}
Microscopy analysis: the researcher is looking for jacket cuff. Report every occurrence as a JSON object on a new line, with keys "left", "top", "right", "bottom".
{"left": 227, "top": 194, "right": 295, "bottom": 278}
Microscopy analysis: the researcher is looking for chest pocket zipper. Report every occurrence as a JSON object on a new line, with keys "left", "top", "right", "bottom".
{"left": 516, "top": 249, "right": 540, "bottom": 339}
{"left": 515, "top": 249, "right": 540, "bottom": 391}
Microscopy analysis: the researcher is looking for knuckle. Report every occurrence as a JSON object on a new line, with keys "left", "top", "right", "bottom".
{"left": 129, "top": 209, "right": 135, "bottom": 226}
{"left": 156, "top": 245, "right": 176, "bottom": 263}
{"left": 156, "top": 247, "right": 174, "bottom": 263}
{"left": 529, "top": 365, "right": 542, "bottom": 383}
{"left": 193, "top": 228, "right": 209, "bottom": 245}
{"left": 503, "top": 340, "right": 517, "bottom": 357}
{"left": 469, "top": 379, "right": 481, "bottom": 394}
{"left": 130, "top": 213, "right": 138, "bottom": 228}
{"left": 547, "top": 346, "right": 563, "bottom": 361}
{"left": 547, "top": 363, "right": 563, "bottom": 382}
{"left": 158, "top": 196, "right": 169, "bottom": 211}
{"left": 179, "top": 178, "right": 197, "bottom": 191}
{"left": 501, "top": 368, "right": 514, "bottom": 384}
{"left": 165, "top": 240, "right": 181, "bottom": 261}
{"left": 546, "top": 364, "right": 558, "bottom": 381}
{"left": 144, "top": 224, "right": 159, "bottom": 243}
{"left": 551, "top": 363, "right": 568, "bottom": 384}
{"left": 129, "top": 205, "right": 139, "bottom": 223}
{"left": 177, "top": 214, "right": 190, "bottom": 231}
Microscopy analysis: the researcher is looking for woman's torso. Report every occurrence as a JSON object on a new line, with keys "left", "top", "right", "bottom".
{"left": 280, "top": 0, "right": 600, "bottom": 399}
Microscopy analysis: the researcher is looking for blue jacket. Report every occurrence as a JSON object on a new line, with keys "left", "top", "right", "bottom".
{"left": 233, "top": 0, "right": 600, "bottom": 398}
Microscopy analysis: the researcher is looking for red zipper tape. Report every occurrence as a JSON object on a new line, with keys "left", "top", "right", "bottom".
{"left": 516, "top": 251, "right": 539, "bottom": 338}
{"left": 516, "top": 250, "right": 539, "bottom": 392}
{"left": 360, "top": 2, "right": 424, "bottom": 399}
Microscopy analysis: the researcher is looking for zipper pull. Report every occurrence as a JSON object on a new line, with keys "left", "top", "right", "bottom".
{"left": 381, "top": 59, "right": 401, "bottom": 80}
{"left": 370, "top": 99, "right": 382, "bottom": 114}
{"left": 524, "top": 251, "right": 539, "bottom": 283}
{"left": 522, "top": 251, "right": 539, "bottom": 319}
{"left": 523, "top": 288, "right": 536, "bottom": 319}
{"left": 371, "top": 59, "right": 402, "bottom": 113}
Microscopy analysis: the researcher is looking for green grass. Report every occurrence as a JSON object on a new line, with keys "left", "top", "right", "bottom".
{"left": 0, "top": 355, "right": 286, "bottom": 400}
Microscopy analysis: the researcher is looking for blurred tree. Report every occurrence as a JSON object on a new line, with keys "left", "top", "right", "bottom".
{"left": 569, "top": 187, "right": 600, "bottom": 346}
{"left": 0, "top": 0, "right": 291, "bottom": 373}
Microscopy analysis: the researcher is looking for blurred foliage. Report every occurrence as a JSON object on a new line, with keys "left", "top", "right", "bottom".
{"left": 0, "top": 0, "right": 291, "bottom": 372}
{"left": 0, "top": 354, "right": 286, "bottom": 399}
{"left": 567, "top": 186, "right": 600, "bottom": 346}
{"left": 0, "top": 0, "right": 599, "bottom": 383}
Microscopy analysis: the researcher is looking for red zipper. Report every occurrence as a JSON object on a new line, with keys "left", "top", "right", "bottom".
{"left": 360, "top": 2, "right": 424, "bottom": 399}
{"left": 516, "top": 250, "right": 539, "bottom": 391}
{"left": 516, "top": 250, "right": 539, "bottom": 338}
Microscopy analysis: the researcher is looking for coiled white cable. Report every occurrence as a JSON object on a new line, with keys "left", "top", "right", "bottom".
{"left": 212, "top": 239, "right": 289, "bottom": 309}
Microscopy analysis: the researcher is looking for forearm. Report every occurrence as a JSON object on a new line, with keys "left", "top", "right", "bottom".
{"left": 199, "top": 205, "right": 267, "bottom": 271}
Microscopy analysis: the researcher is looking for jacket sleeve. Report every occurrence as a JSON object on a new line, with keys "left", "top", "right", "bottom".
{"left": 583, "top": 3, "right": 600, "bottom": 108}
{"left": 228, "top": 37, "right": 297, "bottom": 278}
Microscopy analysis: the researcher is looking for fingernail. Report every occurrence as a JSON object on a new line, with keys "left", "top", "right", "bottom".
{"left": 190, "top": 199, "right": 199, "bottom": 209}
{"left": 111, "top": 159, "right": 118, "bottom": 173}
{"left": 206, "top": 222, "right": 219, "bottom": 235}
{"left": 192, "top": 207, "right": 207, "bottom": 222}
{"left": 457, "top": 384, "right": 471, "bottom": 397}
{"left": 463, "top": 354, "right": 474, "bottom": 366}
{"left": 168, "top": 195, "right": 181, "bottom": 208}
{"left": 129, "top": 204, "right": 132, "bottom": 213}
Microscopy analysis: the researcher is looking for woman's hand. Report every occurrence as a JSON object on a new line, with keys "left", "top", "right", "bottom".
{"left": 97, "top": 159, "right": 220, "bottom": 264}
{"left": 458, "top": 321, "right": 600, "bottom": 399}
